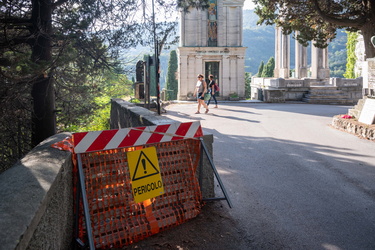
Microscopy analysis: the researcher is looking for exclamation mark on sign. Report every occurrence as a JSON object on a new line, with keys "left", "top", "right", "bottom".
{"left": 142, "top": 158, "right": 147, "bottom": 174}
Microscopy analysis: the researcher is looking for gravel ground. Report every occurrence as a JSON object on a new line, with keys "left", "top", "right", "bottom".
{"left": 121, "top": 201, "right": 253, "bottom": 250}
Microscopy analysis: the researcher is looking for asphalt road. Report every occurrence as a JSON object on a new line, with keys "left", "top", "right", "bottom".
{"left": 162, "top": 102, "right": 375, "bottom": 250}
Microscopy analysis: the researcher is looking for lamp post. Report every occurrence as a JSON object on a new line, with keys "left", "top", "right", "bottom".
{"left": 151, "top": 0, "right": 161, "bottom": 115}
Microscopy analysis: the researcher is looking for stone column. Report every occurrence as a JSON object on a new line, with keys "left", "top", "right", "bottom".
{"left": 239, "top": 7, "right": 243, "bottom": 47}
{"left": 295, "top": 34, "right": 308, "bottom": 79}
{"left": 179, "top": 12, "right": 185, "bottom": 46}
{"left": 274, "top": 27, "right": 281, "bottom": 77}
{"left": 234, "top": 6, "right": 242, "bottom": 46}
{"left": 195, "top": 55, "right": 203, "bottom": 76}
{"left": 274, "top": 26, "right": 290, "bottom": 78}
{"left": 200, "top": 9, "right": 207, "bottom": 47}
{"left": 218, "top": 4, "right": 226, "bottom": 46}
{"left": 177, "top": 52, "right": 188, "bottom": 99}
{"left": 311, "top": 44, "right": 330, "bottom": 79}
{"left": 237, "top": 55, "right": 245, "bottom": 96}
{"left": 188, "top": 55, "right": 198, "bottom": 97}
{"left": 230, "top": 55, "right": 237, "bottom": 93}
{"left": 222, "top": 55, "right": 230, "bottom": 96}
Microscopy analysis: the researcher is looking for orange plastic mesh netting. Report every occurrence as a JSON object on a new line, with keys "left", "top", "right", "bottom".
{"left": 74, "top": 138, "right": 203, "bottom": 249}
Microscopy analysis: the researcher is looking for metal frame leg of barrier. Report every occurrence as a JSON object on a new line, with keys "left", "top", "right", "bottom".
{"left": 200, "top": 138, "right": 233, "bottom": 208}
{"left": 199, "top": 140, "right": 204, "bottom": 189}
{"left": 74, "top": 181, "right": 85, "bottom": 248}
{"left": 77, "top": 154, "right": 95, "bottom": 250}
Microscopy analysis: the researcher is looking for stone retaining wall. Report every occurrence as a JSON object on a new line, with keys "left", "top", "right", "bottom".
{"left": 0, "top": 133, "right": 74, "bottom": 250}
{"left": 331, "top": 116, "right": 375, "bottom": 141}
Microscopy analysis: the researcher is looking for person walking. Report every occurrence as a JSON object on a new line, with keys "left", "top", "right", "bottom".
{"left": 193, "top": 74, "right": 209, "bottom": 114}
{"left": 207, "top": 74, "right": 218, "bottom": 108}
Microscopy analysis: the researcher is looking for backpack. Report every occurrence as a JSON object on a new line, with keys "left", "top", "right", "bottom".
{"left": 214, "top": 84, "right": 220, "bottom": 92}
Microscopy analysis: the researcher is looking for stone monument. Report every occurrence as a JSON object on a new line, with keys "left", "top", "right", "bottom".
{"left": 177, "top": 0, "right": 246, "bottom": 100}
{"left": 348, "top": 35, "right": 375, "bottom": 124}
{"left": 366, "top": 36, "right": 375, "bottom": 96}
{"left": 251, "top": 24, "right": 363, "bottom": 103}
{"left": 357, "top": 36, "right": 375, "bottom": 125}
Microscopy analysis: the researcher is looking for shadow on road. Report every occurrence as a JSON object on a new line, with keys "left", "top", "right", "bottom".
{"left": 209, "top": 113, "right": 260, "bottom": 123}
{"left": 208, "top": 102, "right": 351, "bottom": 118}
{"left": 155, "top": 102, "right": 375, "bottom": 249}
{"left": 201, "top": 126, "right": 375, "bottom": 249}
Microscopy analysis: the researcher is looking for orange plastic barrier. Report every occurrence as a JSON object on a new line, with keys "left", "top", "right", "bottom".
{"left": 74, "top": 139, "right": 202, "bottom": 248}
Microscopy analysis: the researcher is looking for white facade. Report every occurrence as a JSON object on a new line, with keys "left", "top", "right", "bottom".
{"left": 177, "top": 0, "right": 246, "bottom": 100}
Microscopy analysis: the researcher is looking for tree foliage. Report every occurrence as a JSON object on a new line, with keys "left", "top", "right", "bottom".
{"left": 0, "top": 0, "right": 198, "bottom": 139}
{"left": 344, "top": 32, "right": 359, "bottom": 79}
{"left": 245, "top": 72, "right": 252, "bottom": 99}
{"left": 1, "top": 0, "right": 210, "bottom": 171}
{"left": 261, "top": 57, "right": 275, "bottom": 77}
{"left": 166, "top": 50, "right": 178, "bottom": 100}
{"left": 254, "top": 0, "right": 375, "bottom": 59}
{"left": 56, "top": 67, "right": 133, "bottom": 132}
{"left": 257, "top": 61, "right": 264, "bottom": 76}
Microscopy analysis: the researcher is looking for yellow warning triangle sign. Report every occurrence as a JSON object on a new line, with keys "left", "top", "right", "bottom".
{"left": 132, "top": 151, "right": 159, "bottom": 181}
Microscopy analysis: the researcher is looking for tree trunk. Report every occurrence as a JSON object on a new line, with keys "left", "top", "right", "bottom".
{"left": 31, "top": 76, "right": 56, "bottom": 146}
{"left": 361, "top": 19, "right": 375, "bottom": 60}
{"left": 359, "top": 15, "right": 375, "bottom": 95}
{"left": 30, "top": 0, "right": 56, "bottom": 146}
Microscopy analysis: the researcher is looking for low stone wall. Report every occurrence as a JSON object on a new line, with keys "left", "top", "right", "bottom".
{"left": 331, "top": 115, "right": 375, "bottom": 141}
{"left": 0, "top": 133, "right": 74, "bottom": 250}
{"left": 251, "top": 77, "right": 363, "bottom": 103}
{"left": 110, "top": 98, "right": 176, "bottom": 128}
{"left": 111, "top": 98, "right": 215, "bottom": 198}
{"left": 263, "top": 89, "right": 285, "bottom": 103}
{"left": 251, "top": 78, "right": 310, "bottom": 102}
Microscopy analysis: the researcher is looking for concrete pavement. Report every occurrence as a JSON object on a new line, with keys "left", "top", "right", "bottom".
{"left": 162, "top": 102, "right": 375, "bottom": 249}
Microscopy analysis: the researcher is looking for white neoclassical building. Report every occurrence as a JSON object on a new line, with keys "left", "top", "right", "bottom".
{"left": 177, "top": 0, "right": 247, "bottom": 100}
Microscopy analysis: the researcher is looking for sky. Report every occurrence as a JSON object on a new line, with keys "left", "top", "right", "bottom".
{"left": 243, "top": 0, "right": 256, "bottom": 10}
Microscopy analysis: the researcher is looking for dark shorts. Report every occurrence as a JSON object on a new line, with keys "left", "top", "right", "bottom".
{"left": 198, "top": 92, "right": 204, "bottom": 100}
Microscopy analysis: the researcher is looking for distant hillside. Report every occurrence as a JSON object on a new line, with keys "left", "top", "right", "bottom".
{"left": 243, "top": 9, "right": 274, "bottom": 74}
{"left": 124, "top": 9, "right": 347, "bottom": 88}
{"left": 242, "top": 9, "right": 347, "bottom": 76}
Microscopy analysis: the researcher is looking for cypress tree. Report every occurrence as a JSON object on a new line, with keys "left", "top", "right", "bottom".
{"left": 245, "top": 72, "right": 252, "bottom": 99}
{"left": 165, "top": 50, "right": 178, "bottom": 100}
{"left": 261, "top": 57, "right": 275, "bottom": 77}
{"left": 257, "top": 61, "right": 264, "bottom": 77}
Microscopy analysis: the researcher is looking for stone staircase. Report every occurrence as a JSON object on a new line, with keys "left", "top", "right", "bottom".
{"left": 302, "top": 86, "right": 360, "bottom": 105}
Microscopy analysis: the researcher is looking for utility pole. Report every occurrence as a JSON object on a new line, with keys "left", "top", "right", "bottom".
{"left": 151, "top": 0, "right": 161, "bottom": 115}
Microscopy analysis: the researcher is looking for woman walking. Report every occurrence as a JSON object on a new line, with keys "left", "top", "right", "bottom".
{"left": 193, "top": 74, "right": 209, "bottom": 114}
{"left": 207, "top": 74, "right": 218, "bottom": 108}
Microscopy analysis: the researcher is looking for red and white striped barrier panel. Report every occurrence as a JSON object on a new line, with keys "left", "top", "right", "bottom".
{"left": 72, "top": 121, "right": 203, "bottom": 153}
